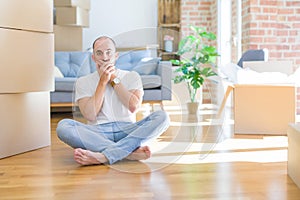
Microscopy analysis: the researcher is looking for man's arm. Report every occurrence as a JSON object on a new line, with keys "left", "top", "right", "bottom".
{"left": 77, "top": 81, "right": 106, "bottom": 122}
{"left": 114, "top": 85, "right": 143, "bottom": 113}
{"left": 110, "top": 74, "right": 143, "bottom": 113}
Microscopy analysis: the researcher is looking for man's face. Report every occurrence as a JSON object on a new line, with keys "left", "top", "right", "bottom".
{"left": 92, "top": 38, "right": 118, "bottom": 69}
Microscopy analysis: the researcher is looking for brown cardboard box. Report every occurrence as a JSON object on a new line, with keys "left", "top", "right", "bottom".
{"left": 234, "top": 84, "right": 295, "bottom": 135}
{"left": 54, "top": 25, "right": 84, "bottom": 51}
{"left": 0, "top": 0, "right": 53, "bottom": 32}
{"left": 219, "top": 61, "right": 296, "bottom": 135}
{"left": 0, "top": 28, "right": 54, "bottom": 93}
{"left": 56, "top": 7, "right": 89, "bottom": 27}
{"left": 0, "top": 92, "right": 51, "bottom": 159}
{"left": 54, "top": 0, "right": 91, "bottom": 10}
{"left": 288, "top": 123, "right": 300, "bottom": 188}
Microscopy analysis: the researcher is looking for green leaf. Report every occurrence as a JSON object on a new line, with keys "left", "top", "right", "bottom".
{"left": 201, "top": 67, "right": 210, "bottom": 75}
{"left": 170, "top": 59, "right": 181, "bottom": 66}
{"left": 182, "top": 66, "right": 188, "bottom": 74}
{"left": 178, "top": 35, "right": 197, "bottom": 55}
{"left": 202, "top": 46, "right": 217, "bottom": 54}
{"left": 173, "top": 76, "right": 184, "bottom": 84}
{"left": 191, "top": 79, "right": 201, "bottom": 89}
{"left": 190, "top": 25, "right": 205, "bottom": 34}
{"left": 199, "top": 31, "right": 216, "bottom": 40}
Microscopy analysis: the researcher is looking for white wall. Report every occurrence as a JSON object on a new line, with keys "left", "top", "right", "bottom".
{"left": 83, "top": 0, "right": 158, "bottom": 50}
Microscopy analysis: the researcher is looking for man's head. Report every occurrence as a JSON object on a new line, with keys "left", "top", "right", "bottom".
{"left": 92, "top": 36, "right": 118, "bottom": 68}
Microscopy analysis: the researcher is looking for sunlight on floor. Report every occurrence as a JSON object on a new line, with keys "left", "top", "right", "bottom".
{"left": 169, "top": 119, "right": 234, "bottom": 126}
{"left": 146, "top": 136, "right": 288, "bottom": 164}
{"left": 139, "top": 102, "right": 292, "bottom": 166}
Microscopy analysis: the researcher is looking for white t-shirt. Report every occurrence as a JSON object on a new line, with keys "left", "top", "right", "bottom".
{"left": 75, "top": 69, "right": 144, "bottom": 125}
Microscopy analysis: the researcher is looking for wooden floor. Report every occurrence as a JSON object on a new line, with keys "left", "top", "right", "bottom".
{"left": 1, "top": 104, "right": 300, "bottom": 200}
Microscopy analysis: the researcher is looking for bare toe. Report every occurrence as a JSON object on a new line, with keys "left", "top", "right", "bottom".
{"left": 126, "top": 146, "right": 151, "bottom": 161}
{"left": 73, "top": 148, "right": 105, "bottom": 165}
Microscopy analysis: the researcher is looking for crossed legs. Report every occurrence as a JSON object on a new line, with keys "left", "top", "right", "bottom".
{"left": 56, "top": 111, "right": 169, "bottom": 165}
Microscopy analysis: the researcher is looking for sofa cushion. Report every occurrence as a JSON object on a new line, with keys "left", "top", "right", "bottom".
{"left": 142, "top": 89, "right": 162, "bottom": 101}
{"left": 130, "top": 50, "right": 151, "bottom": 65}
{"left": 115, "top": 50, "right": 151, "bottom": 71}
{"left": 133, "top": 57, "right": 160, "bottom": 75}
{"left": 116, "top": 63, "right": 133, "bottom": 71}
{"left": 50, "top": 91, "right": 74, "bottom": 103}
{"left": 116, "top": 52, "right": 131, "bottom": 64}
{"left": 115, "top": 52, "right": 133, "bottom": 70}
{"left": 55, "top": 51, "right": 91, "bottom": 77}
{"left": 141, "top": 75, "right": 161, "bottom": 89}
{"left": 55, "top": 77, "right": 77, "bottom": 92}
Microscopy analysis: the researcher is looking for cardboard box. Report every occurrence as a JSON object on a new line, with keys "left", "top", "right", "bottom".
{"left": 0, "top": 0, "right": 53, "bottom": 33}
{"left": 288, "top": 123, "right": 300, "bottom": 188}
{"left": 54, "top": 0, "right": 91, "bottom": 10}
{"left": 219, "top": 61, "right": 296, "bottom": 135}
{"left": 54, "top": 25, "right": 84, "bottom": 51}
{"left": 0, "top": 28, "right": 54, "bottom": 93}
{"left": 0, "top": 92, "right": 51, "bottom": 159}
{"left": 56, "top": 7, "right": 89, "bottom": 27}
{"left": 234, "top": 84, "right": 295, "bottom": 135}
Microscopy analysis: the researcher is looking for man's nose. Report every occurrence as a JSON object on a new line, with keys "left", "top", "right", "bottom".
{"left": 102, "top": 57, "right": 110, "bottom": 62}
{"left": 102, "top": 54, "right": 110, "bottom": 61}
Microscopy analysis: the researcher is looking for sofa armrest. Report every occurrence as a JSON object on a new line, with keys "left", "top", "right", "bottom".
{"left": 157, "top": 61, "right": 172, "bottom": 100}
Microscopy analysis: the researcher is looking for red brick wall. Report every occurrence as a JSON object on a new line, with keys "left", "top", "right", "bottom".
{"left": 241, "top": 0, "right": 300, "bottom": 66}
{"left": 181, "top": 0, "right": 214, "bottom": 36}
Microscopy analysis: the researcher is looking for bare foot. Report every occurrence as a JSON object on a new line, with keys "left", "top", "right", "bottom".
{"left": 126, "top": 146, "right": 151, "bottom": 161}
{"left": 74, "top": 148, "right": 108, "bottom": 165}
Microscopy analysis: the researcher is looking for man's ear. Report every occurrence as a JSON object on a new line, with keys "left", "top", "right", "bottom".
{"left": 91, "top": 53, "right": 96, "bottom": 62}
{"left": 114, "top": 52, "right": 119, "bottom": 60}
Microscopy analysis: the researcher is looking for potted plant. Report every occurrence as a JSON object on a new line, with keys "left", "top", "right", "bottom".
{"left": 171, "top": 26, "right": 219, "bottom": 114}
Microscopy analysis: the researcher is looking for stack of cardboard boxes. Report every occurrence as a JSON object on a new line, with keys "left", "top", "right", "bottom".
{"left": 0, "top": 0, "right": 54, "bottom": 158}
{"left": 54, "top": 0, "right": 91, "bottom": 51}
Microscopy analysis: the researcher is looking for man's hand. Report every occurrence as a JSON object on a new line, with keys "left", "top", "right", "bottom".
{"left": 97, "top": 62, "right": 116, "bottom": 85}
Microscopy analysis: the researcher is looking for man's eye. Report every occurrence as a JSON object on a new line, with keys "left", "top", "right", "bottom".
{"left": 96, "top": 51, "right": 103, "bottom": 56}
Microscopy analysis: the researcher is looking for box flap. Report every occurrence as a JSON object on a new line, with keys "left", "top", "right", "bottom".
{"left": 243, "top": 61, "right": 293, "bottom": 75}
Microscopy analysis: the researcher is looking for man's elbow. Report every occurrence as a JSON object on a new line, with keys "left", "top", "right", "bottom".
{"left": 128, "top": 101, "right": 141, "bottom": 113}
{"left": 80, "top": 108, "right": 97, "bottom": 121}
{"left": 128, "top": 94, "right": 142, "bottom": 113}
{"left": 86, "top": 114, "right": 97, "bottom": 122}
{"left": 128, "top": 104, "right": 138, "bottom": 113}
{"left": 82, "top": 112, "right": 97, "bottom": 122}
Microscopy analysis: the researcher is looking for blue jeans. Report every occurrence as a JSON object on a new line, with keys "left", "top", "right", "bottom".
{"left": 56, "top": 110, "right": 170, "bottom": 164}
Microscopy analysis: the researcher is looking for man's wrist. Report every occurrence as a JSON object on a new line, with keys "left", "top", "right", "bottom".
{"left": 110, "top": 74, "right": 117, "bottom": 82}
{"left": 111, "top": 77, "right": 121, "bottom": 88}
